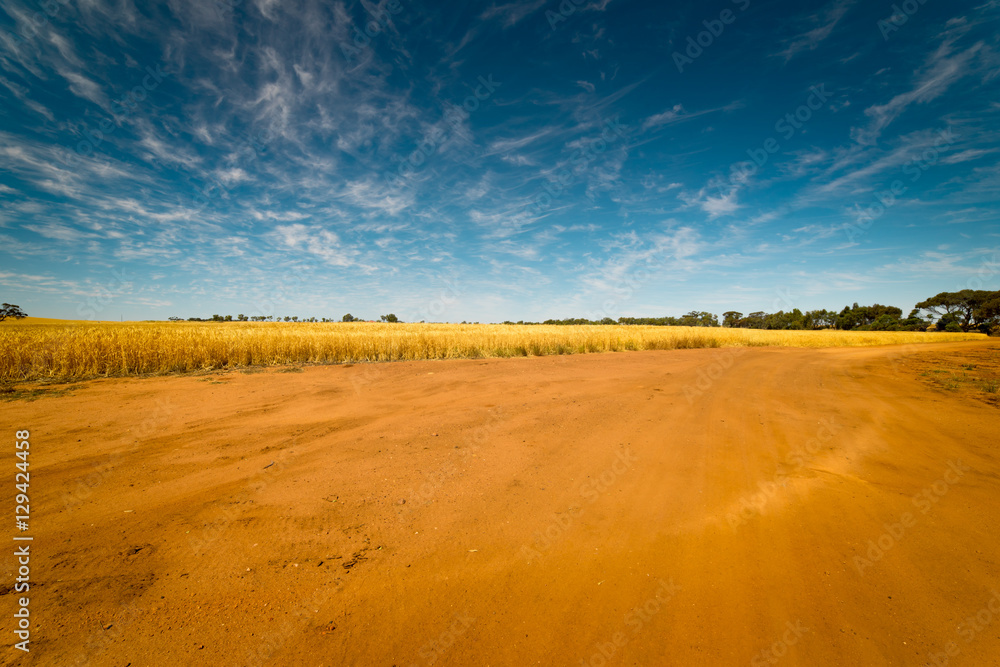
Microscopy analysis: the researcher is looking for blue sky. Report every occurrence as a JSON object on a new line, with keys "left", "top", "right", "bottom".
{"left": 1, "top": 0, "right": 998, "bottom": 322}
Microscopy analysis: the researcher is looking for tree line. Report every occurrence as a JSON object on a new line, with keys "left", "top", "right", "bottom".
{"left": 172, "top": 313, "right": 400, "bottom": 323}
{"left": 504, "top": 290, "right": 1000, "bottom": 335}
{"left": 5, "top": 289, "right": 992, "bottom": 334}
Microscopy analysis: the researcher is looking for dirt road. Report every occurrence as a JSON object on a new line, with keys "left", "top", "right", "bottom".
{"left": 3, "top": 342, "right": 999, "bottom": 666}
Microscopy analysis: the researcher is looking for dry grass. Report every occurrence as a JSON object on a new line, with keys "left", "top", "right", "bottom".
{"left": 0, "top": 320, "right": 987, "bottom": 383}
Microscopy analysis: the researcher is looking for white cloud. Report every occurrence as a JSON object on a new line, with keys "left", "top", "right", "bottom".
{"left": 479, "top": 0, "right": 548, "bottom": 28}
{"left": 642, "top": 104, "right": 684, "bottom": 130}
{"left": 815, "top": 128, "right": 957, "bottom": 195}
{"left": 701, "top": 190, "right": 740, "bottom": 218}
{"left": 216, "top": 167, "right": 251, "bottom": 185}
{"left": 941, "top": 148, "right": 993, "bottom": 164}
{"left": 486, "top": 130, "right": 552, "bottom": 155}
{"left": 55, "top": 67, "right": 109, "bottom": 109}
{"left": 775, "top": 0, "right": 857, "bottom": 62}
{"left": 501, "top": 154, "right": 535, "bottom": 166}
{"left": 851, "top": 41, "right": 982, "bottom": 145}
{"left": 340, "top": 179, "right": 414, "bottom": 216}
{"left": 254, "top": 0, "right": 280, "bottom": 20}
{"left": 23, "top": 222, "right": 90, "bottom": 242}
{"left": 680, "top": 182, "right": 741, "bottom": 218}
{"left": 272, "top": 223, "right": 368, "bottom": 269}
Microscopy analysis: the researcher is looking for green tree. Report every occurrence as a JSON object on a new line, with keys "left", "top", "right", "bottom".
{"left": 975, "top": 293, "right": 1000, "bottom": 333}
{"left": 897, "top": 309, "right": 930, "bottom": 331}
{"left": 1, "top": 303, "right": 29, "bottom": 321}
{"left": 342, "top": 313, "right": 357, "bottom": 322}
{"left": 935, "top": 313, "right": 959, "bottom": 331}
{"left": 380, "top": 313, "right": 399, "bottom": 323}
{"left": 915, "top": 291, "right": 970, "bottom": 325}
{"left": 869, "top": 314, "right": 899, "bottom": 331}
{"left": 678, "top": 311, "right": 719, "bottom": 327}
{"left": 804, "top": 309, "right": 835, "bottom": 329}
{"left": 722, "top": 311, "right": 743, "bottom": 328}
{"left": 916, "top": 290, "right": 1000, "bottom": 331}
{"left": 785, "top": 308, "right": 806, "bottom": 329}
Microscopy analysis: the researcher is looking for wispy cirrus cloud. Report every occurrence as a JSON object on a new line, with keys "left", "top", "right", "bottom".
{"left": 480, "top": 0, "right": 548, "bottom": 28}
{"left": 774, "top": 0, "right": 857, "bottom": 62}
{"left": 851, "top": 34, "right": 983, "bottom": 145}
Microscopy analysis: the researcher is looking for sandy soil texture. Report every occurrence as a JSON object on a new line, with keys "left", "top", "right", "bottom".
{"left": 3, "top": 342, "right": 999, "bottom": 666}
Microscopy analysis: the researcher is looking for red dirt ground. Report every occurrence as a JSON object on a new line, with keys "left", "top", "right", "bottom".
{"left": 3, "top": 342, "right": 999, "bottom": 666}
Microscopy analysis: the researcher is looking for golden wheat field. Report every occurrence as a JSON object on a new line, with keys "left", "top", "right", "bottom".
{"left": 0, "top": 319, "right": 987, "bottom": 383}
